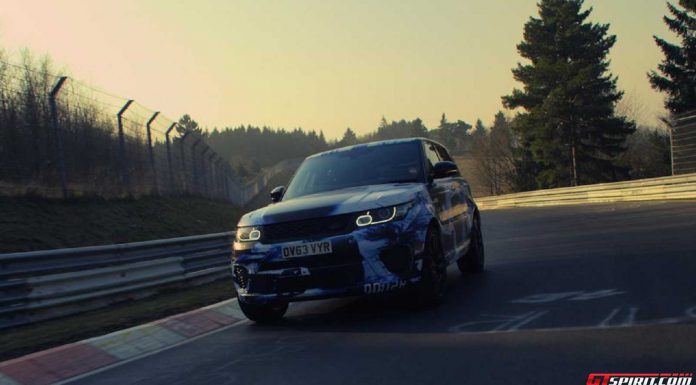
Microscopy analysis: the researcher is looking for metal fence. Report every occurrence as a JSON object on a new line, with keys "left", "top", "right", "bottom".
{"left": 0, "top": 57, "right": 239, "bottom": 202}
{"left": 0, "top": 231, "right": 235, "bottom": 330}
{"left": 672, "top": 110, "right": 696, "bottom": 175}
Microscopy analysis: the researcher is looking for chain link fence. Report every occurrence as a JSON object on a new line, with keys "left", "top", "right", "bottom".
{"left": 0, "top": 57, "right": 244, "bottom": 203}
{"left": 672, "top": 110, "right": 696, "bottom": 175}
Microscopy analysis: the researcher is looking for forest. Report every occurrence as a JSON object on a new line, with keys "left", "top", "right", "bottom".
{"left": 1, "top": 0, "right": 694, "bottom": 199}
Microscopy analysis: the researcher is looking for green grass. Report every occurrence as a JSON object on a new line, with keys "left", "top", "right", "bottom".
{"left": 0, "top": 195, "right": 241, "bottom": 253}
{"left": 0, "top": 279, "right": 236, "bottom": 361}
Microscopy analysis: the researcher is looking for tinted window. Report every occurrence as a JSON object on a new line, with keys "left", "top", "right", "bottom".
{"left": 283, "top": 142, "right": 424, "bottom": 200}
{"left": 424, "top": 142, "right": 441, "bottom": 169}
{"left": 435, "top": 144, "right": 453, "bottom": 162}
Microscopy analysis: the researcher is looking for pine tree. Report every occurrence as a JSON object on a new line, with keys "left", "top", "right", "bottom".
{"left": 177, "top": 114, "right": 203, "bottom": 136}
{"left": 502, "top": 0, "right": 635, "bottom": 188}
{"left": 490, "top": 112, "right": 508, "bottom": 136}
{"left": 439, "top": 113, "right": 448, "bottom": 129}
{"left": 340, "top": 127, "right": 357, "bottom": 146}
{"left": 473, "top": 119, "right": 486, "bottom": 138}
{"left": 379, "top": 116, "right": 388, "bottom": 130}
{"left": 649, "top": 1, "right": 696, "bottom": 114}
{"left": 411, "top": 118, "right": 428, "bottom": 137}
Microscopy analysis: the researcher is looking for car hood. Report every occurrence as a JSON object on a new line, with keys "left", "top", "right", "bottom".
{"left": 238, "top": 183, "right": 424, "bottom": 226}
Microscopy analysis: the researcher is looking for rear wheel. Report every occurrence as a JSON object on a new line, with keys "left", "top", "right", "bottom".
{"left": 458, "top": 214, "right": 485, "bottom": 273}
{"left": 238, "top": 299, "right": 288, "bottom": 323}
{"left": 416, "top": 228, "right": 447, "bottom": 305}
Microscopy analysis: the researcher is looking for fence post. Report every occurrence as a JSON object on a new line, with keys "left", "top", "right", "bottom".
{"left": 165, "top": 123, "right": 176, "bottom": 193}
{"left": 116, "top": 100, "right": 134, "bottom": 194}
{"left": 179, "top": 132, "right": 190, "bottom": 193}
{"left": 225, "top": 164, "right": 234, "bottom": 203}
{"left": 207, "top": 152, "right": 216, "bottom": 197}
{"left": 214, "top": 157, "right": 220, "bottom": 198}
{"left": 48, "top": 76, "right": 68, "bottom": 199}
{"left": 223, "top": 164, "right": 229, "bottom": 201}
{"left": 201, "top": 147, "right": 210, "bottom": 195}
{"left": 226, "top": 172, "right": 232, "bottom": 202}
{"left": 222, "top": 162, "right": 231, "bottom": 201}
{"left": 216, "top": 159, "right": 226, "bottom": 199}
{"left": 220, "top": 162, "right": 229, "bottom": 202}
{"left": 146, "top": 111, "right": 160, "bottom": 194}
{"left": 210, "top": 156, "right": 218, "bottom": 198}
{"left": 191, "top": 138, "right": 201, "bottom": 194}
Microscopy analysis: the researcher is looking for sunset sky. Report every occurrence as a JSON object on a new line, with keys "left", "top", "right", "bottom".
{"left": 1, "top": 0, "right": 674, "bottom": 139}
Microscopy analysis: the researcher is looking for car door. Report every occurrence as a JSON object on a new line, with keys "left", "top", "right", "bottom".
{"left": 423, "top": 141, "right": 458, "bottom": 262}
{"left": 433, "top": 143, "right": 470, "bottom": 259}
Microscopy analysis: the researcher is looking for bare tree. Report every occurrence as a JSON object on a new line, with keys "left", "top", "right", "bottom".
{"left": 470, "top": 112, "right": 517, "bottom": 196}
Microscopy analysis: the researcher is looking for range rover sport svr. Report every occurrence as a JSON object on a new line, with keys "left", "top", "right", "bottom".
{"left": 231, "top": 138, "right": 484, "bottom": 322}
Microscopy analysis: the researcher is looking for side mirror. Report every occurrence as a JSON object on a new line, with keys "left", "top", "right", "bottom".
{"left": 432, "top": 161, "right": 460, "bottom": 179}
{"left": 270, "top": 186, "right": 285, "bottom": 203}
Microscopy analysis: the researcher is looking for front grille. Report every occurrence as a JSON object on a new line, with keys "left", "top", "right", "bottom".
{"left": 234, "top": 265, "right": 249, "bottom": 289}
{"left": 262, "top": 213, "right": 356, "bottom": 243}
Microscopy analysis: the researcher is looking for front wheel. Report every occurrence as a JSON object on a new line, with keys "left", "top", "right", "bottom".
{"left": 415, "top": 228, "right": 448, "bottom": 305}
{"left": 458, "top": 214, "right": 485, "bottom": 274}
{"left": 238, "top": 299, "right": 288, "bottom": 323}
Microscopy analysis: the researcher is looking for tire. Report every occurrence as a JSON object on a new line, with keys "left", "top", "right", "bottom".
{"left": 458, "top": 214, "right": 485, "bottom": 274}
{"left": 416, "top": 227, "right": 448, "bottom": 305}
{"left": 238, "top": 299, "right": 288, "bottom": 323}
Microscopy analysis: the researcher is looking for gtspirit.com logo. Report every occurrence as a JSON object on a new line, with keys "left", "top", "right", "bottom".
{"left": 587, "top": 373, "right": 693, "bottom": 385}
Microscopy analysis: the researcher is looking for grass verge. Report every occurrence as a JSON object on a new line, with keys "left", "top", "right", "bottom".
{"left": 0, "top": 195, "right": 240, "bottom": 253}
{"left": 0, "top": 279, "right": 236, "bottom": 361}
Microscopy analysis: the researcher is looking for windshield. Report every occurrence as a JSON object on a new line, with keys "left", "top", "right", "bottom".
{"left": 283, "top": 142, "right": 423, "bottom": 200}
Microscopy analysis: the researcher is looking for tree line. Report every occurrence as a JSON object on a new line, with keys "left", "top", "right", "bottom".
{"left": 2, "top": 0, "right": 694, "bottom": 197}
{"left": 480, "top": 0, "right": 693, "bottom": 194}
{"left": 0, "top": 51, "right": 226, "bottom": 198}
{"left": 468, "top": 0, "right": 691, "bottom": 194}
{"left": 0, "top": 51, "right": 132, "bottom": 195}
{"left": 201, "top": 0, "right": 695, "bottom": 193}
{"left": 195, "top": 115, "right": 481, "bottom": 181}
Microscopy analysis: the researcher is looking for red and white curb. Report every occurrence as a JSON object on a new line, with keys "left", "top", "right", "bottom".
{"left": 0, "top": 299, "right": 246, "bottom": 385}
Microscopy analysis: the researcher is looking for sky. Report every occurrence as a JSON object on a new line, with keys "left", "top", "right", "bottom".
{"left": 0, "top": 0, "right": 675, "bottom": 139}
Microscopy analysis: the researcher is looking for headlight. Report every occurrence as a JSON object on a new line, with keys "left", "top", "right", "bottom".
{"left": 236, "top": 226, "right": 261, "bottom": 242}
{"left": 356, "top": 202, "right": 412, "bottom": 227}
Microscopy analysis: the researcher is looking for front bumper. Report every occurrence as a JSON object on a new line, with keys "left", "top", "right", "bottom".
{"left": 231, "top": 221, "right": 427, "bottom": 304}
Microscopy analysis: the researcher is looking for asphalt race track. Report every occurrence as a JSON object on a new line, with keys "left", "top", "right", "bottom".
{"left": 72, "top": 201, "right": 696, "bottom": 385}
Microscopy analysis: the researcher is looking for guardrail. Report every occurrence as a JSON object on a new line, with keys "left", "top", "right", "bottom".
{"left": 4, "top": 172, "right": 694, "bottom": 329}
{"left": 475, "top": 173, "right": 696, "bottom": 210}
{"left": 0, "top": 232, "right": 235, "bottom": 330}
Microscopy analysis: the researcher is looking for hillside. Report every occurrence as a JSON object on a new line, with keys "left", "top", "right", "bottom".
{"left": 0, "top": 195, "right": 240, "bottom": 253}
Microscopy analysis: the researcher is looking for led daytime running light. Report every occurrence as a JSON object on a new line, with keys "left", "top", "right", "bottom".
{"left": 356, "top": 207, "right": 397, "bottom": 227}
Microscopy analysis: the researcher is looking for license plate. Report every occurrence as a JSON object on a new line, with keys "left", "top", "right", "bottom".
{"left": 282, "top": 241, "right": 332, "bottom": 258}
